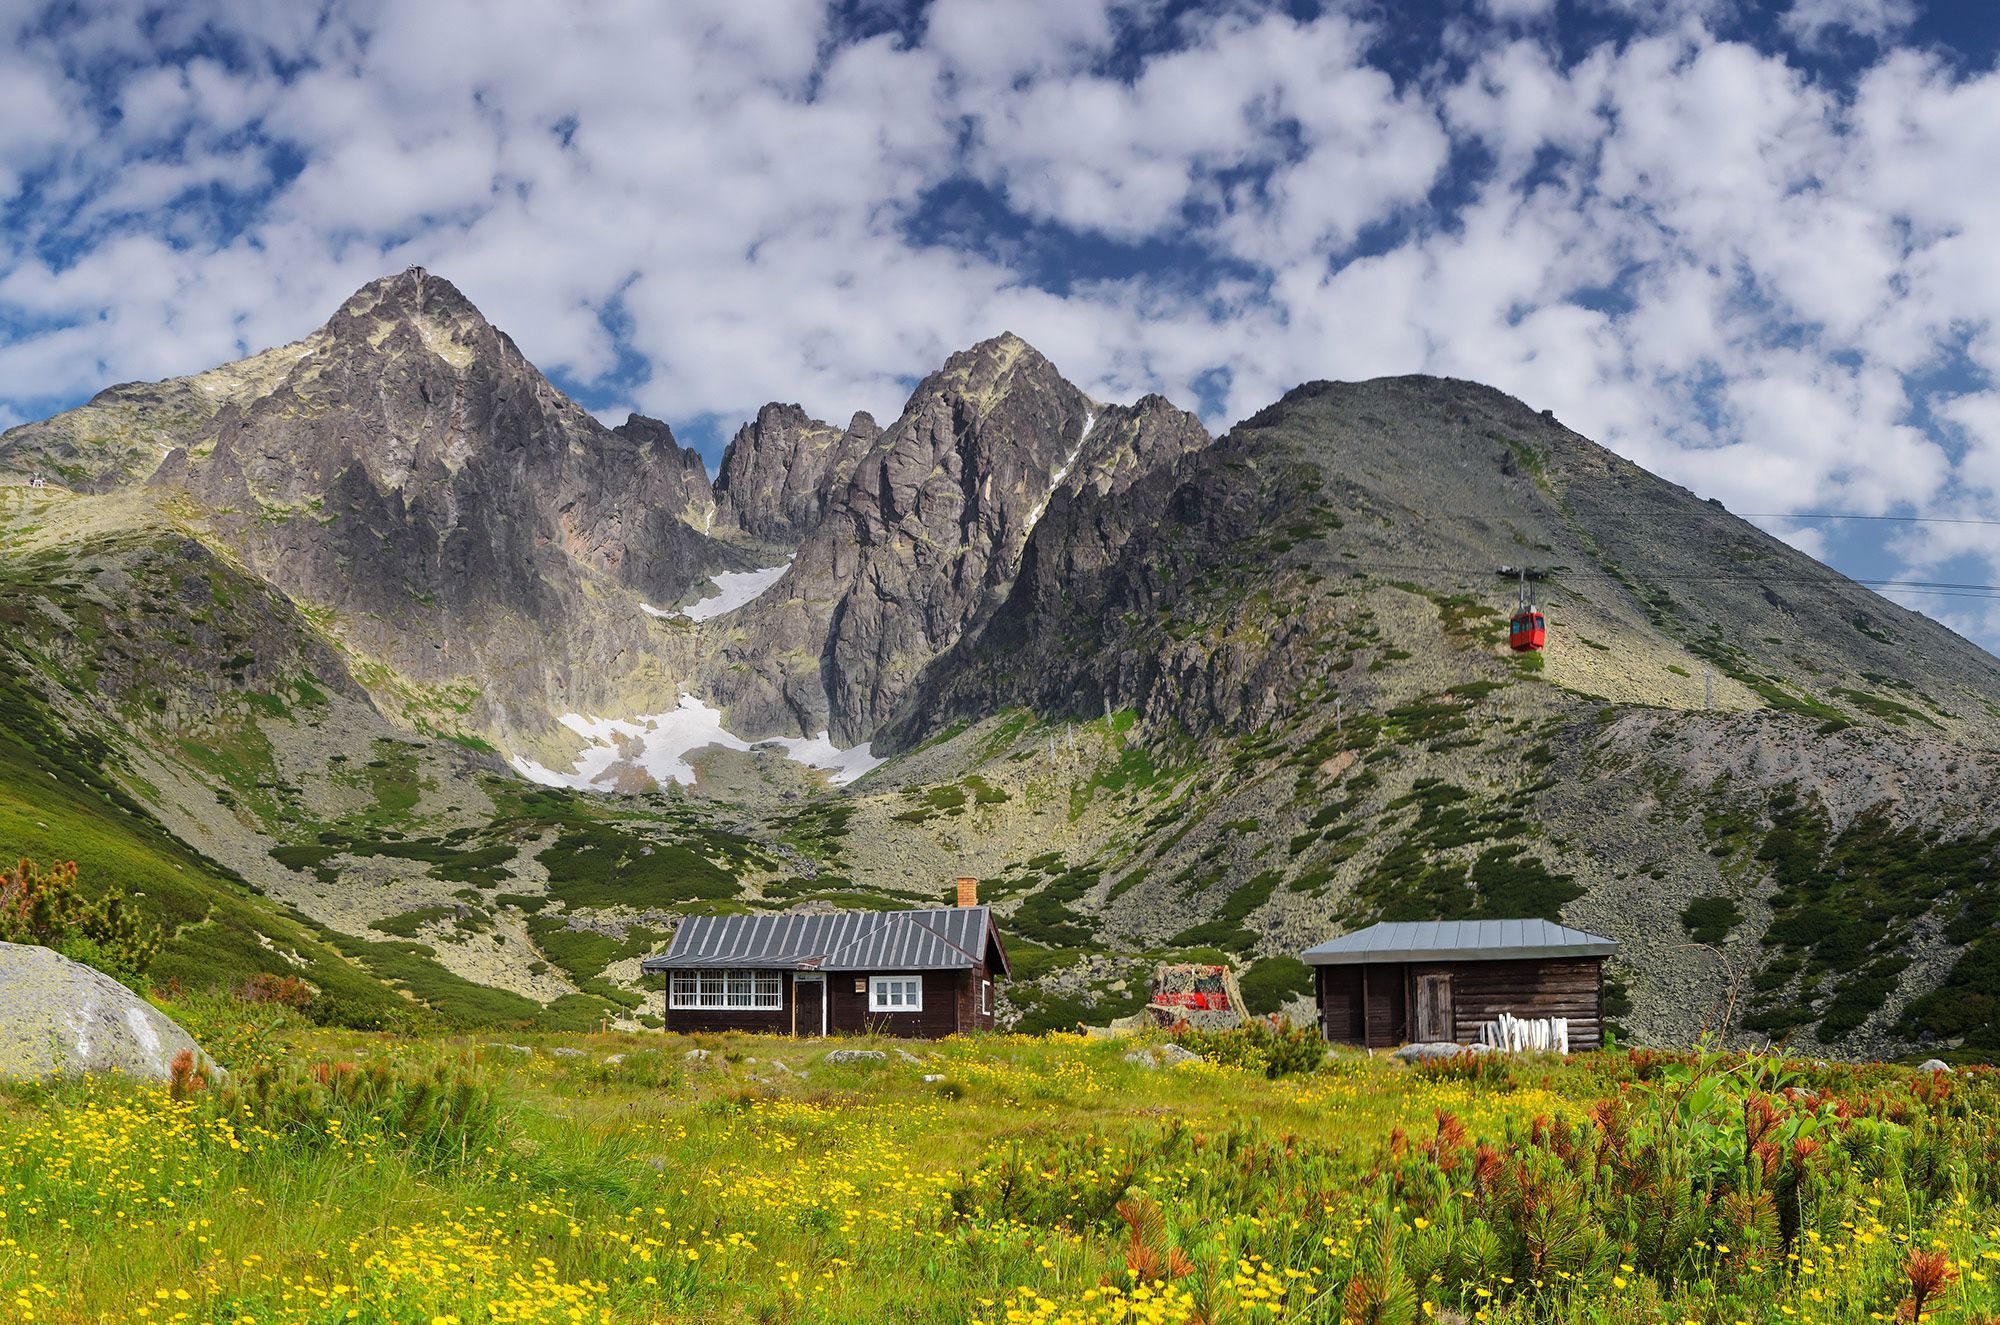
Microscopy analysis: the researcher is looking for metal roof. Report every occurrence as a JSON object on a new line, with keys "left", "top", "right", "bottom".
{"left": 639, "top": 906, "right": 1008, "bottom": 975}
{"left": 1301, "top": 919, "right": 1617, "bottom": 965}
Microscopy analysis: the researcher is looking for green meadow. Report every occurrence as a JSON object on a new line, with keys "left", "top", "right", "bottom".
{"left": 3, "top": 1008, "right": 1998, "bottom": 1324}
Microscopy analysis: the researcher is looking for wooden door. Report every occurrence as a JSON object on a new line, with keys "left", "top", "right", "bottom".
{"left": 793, "top": 975, "right": 825, "bottom": 1037}
{"left": 1414, "top": 973, "right": 1454, "bottom": 1042}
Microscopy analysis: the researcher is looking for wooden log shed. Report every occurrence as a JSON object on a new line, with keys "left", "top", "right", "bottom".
{"left": 1301, "top": 919, "right": 1617, "bottom": 1050}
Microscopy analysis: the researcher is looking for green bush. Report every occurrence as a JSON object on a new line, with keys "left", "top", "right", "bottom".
{"left": 203, "top": 1056, "right": 503, "bottom": 1168}
{"left": 0, "top": 856, "right": 160, "bottom": 987}
{"left": 152, "top": 986, "right": 309, "bottom": 1070}
{"left": 1239, "top": 956, "right": 1313, "bottom": 1014}
{"left": 1170, "top": 1016, "right": 1325, "bottom": 1078}
{"left": 1679, "top": 895, "right": 1742, "bottom": 945}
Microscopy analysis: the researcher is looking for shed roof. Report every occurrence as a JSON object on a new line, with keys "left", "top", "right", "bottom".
{"left": 639, "top": 906, "right": 1009, "bottom": 976}
{"left": 1301, "top": 919, "right": 1616, "bottom": 965}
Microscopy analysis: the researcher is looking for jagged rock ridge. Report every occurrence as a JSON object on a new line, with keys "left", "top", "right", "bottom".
{"left": 713, "top": 403, "right": 881, "bottom": 544}
{"left": 697, "top": 334, "right": 1212, "bottom": 743}
{"left": 136, "top": 268, "right": 742, "bottom": 748}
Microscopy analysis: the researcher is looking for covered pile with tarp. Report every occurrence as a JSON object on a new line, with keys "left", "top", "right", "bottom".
{"left": 1096, "top": 962, "right": 1249, "bottom": 1034}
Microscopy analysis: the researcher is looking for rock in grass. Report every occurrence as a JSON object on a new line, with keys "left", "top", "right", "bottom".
{"left": 550, "top": 1047, "right": 585, "bottom": 1058}
{"left": 1918, "top": 1058, "right": 1953, "bottom": 1073}
{"left": 824, "top": 1049, "right": 888, "bottom": 1064}
{"left": 1124, "top": 1044, "right": 1201, "bottom": 1068}
{"left": 1391, "top": 1041, "right": 1495, "bottom": 1063}
{"left": 0, "top": 942, "right": 217, "bottom": 1083}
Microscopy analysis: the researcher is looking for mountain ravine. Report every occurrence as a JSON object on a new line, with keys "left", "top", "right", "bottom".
{"left": 3, "top": 269, "right": 1998, "bottom": 1061}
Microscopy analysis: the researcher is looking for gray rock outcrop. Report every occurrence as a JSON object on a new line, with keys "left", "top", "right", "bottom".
{"left": 703, "top": 336, "right": 1210, "bottom": 742}
{"left": 714, "top": 403, "right": 880, "bottom": 544}
{"left": 150, "top": 268, "right": 744, "bottom": 746}
{"left": 0, "top": 943, "right": 217, "bottom": 1082}
{"left": 1125, "top": 1043, "right": 1202, "bottom": 1068}
{"left": 823, "top": 1048, "right": 887, "bottom": 1064}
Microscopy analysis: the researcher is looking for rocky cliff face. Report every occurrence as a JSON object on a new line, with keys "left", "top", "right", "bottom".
{"left": 876, "top": 418, "right": 1303, "bottom": 750}
{"left": 713, "top": 403, "right": 880, "bottom": 544}
{"left": 147, "top": 269, "right": 740, "bottom": 746}
{"left": 611, "top": 413, "right": 722, "bottom": 537}
{"left": 698, "top": 335, "right": 1212, "bottom": 742}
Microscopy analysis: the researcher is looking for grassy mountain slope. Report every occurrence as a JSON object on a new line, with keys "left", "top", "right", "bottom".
{"left": 841, "top": 377, "right": 2000, "bottom": 1057}
{"left": 0, "top": 485, "right": 755, "bottom": 1029}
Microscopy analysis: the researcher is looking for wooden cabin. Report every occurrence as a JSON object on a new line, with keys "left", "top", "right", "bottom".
{"left": 640, "top": 880, "right": 1009, "bottom": 1039}
{"left": 1301, "top": 919, "right": 1616, "bottom": 1050}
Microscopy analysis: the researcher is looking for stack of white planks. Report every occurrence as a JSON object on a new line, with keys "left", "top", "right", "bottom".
{"left": 1478, "top": 1012, "right": 1570, "bottom": 1054}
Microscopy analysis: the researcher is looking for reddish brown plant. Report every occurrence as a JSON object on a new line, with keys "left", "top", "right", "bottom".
{"left": 1899, "top": 1248, "right": 1958, "bottom": 1322}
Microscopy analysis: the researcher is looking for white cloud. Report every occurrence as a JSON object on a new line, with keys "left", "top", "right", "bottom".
{"left": 1782, "top": 0, "right": 1916, "bottom": 47}
{"left": 924, "top": 0, "right": 1118, "bottom": 87}
{"left": 1482, "top": 0, "right": 1557, "bottom": 20}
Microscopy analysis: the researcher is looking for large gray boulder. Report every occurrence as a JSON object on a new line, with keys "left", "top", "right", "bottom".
{"left": 0, "top": 942, "right": 216, "bottom": 1082}
{"left": 1125, "top": 1043, "right": 1202, "bottom": 1069}
{"left": 823, "top": 1048, "right": 887, "bottom": 1064}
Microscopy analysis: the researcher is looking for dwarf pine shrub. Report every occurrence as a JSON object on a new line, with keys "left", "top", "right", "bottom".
{"left": 1170, "top": 1014, "right": 1325, "bottom": 1077}
{"left": 0, "top": 856, "right": 160, "bottom": 987}
{"left": 202, "top": 1056, "right": 503, "bottom": 1168}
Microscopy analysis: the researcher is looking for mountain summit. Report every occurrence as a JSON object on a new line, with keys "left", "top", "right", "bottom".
{"left": 137, "top": 270, "right": 736, "bottom": 745}
{"left": 695, "top": 332, "right": 1211, "bottom": 742}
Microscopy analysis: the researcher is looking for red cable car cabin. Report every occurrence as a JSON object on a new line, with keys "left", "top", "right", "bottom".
{"left": 1509, "top": 608, "right": 1546, "bottom": 651}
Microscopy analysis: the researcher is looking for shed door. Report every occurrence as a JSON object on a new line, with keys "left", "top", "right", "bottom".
{"left": 1414, "top": 973, "right": 1454, "bottom": 1042}
{"left": 793, "top": 974, "right": 825, "bottom": 1037}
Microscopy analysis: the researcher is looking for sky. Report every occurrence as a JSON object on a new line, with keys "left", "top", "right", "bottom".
{"left": 7, "top": 0, "right": 2000, "bottom": 646}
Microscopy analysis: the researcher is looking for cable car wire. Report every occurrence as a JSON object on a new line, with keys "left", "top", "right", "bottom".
{"left": 1735, "top": 512, "right": 2000, "bottom": 528}
{"left": 1321, "top": 559, "right": 2000, "bottom": 600}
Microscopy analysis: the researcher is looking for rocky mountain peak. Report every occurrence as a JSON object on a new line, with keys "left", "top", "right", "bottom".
{"left": 612, "top": 413, "right": 718, "bottom": 533}
{"left": 920, "top": 331, "right": 1067, "bottom": 422}
{"left": 335, "top": 265, "right": 474, "bottom": 317}
{"left": 139, "top": 270, "right": 738, "bottom": 745}
{"left": 714, "top": 402, "right": 881, "bottom": 545}
{"left": 315, "top": 266, "right": 524, "bottom": 389}
{"left": 696, "top": 333, "right": 1210, "bottom": 744}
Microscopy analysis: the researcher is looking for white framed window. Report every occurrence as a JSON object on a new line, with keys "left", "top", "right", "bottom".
{"left": 670, "top": 969, "right": 782, "bottom": 1011}
{"left": 869, "top": 975, "right": 923, "bottom": 1012}
{"left": 981, "top": 980, "right": 992, "bottom": 1015}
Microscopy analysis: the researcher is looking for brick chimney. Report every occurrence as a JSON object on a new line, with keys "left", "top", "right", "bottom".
{"left": 955, "top": 876, "right": 979, "bottom": 908}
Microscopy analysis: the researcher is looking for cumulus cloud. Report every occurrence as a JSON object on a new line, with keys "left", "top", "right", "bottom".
{"left": 1782, "top": 0, "right": 1917, "bottom": 47}
{"left": 3, "top": 0, "right": 2000, "bottom": 646}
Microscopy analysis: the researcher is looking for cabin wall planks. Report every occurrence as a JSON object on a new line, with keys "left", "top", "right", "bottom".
{"left": 1315, "top": 956, "right": 1607, "bottom": 1050}
{"left": 660, "top": 960, "right": 1002, "bottom": 1038}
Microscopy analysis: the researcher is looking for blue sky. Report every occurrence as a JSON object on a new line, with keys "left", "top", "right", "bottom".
{"left": 7, "top": 0, "right": 2000, "bottom": 646}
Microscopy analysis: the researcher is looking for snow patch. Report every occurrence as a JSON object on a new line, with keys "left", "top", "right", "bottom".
{"left": 642, "top": 560, "right": 792, "bottom": 621}
{"left": 761, "top": 731, "right": 883, "bottom": 786}
{"left": 1025, "top": 411, "right": 1093, "bottom": 533}
{"left": 511, "top": 694, "right": 882, "bottom": 790}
